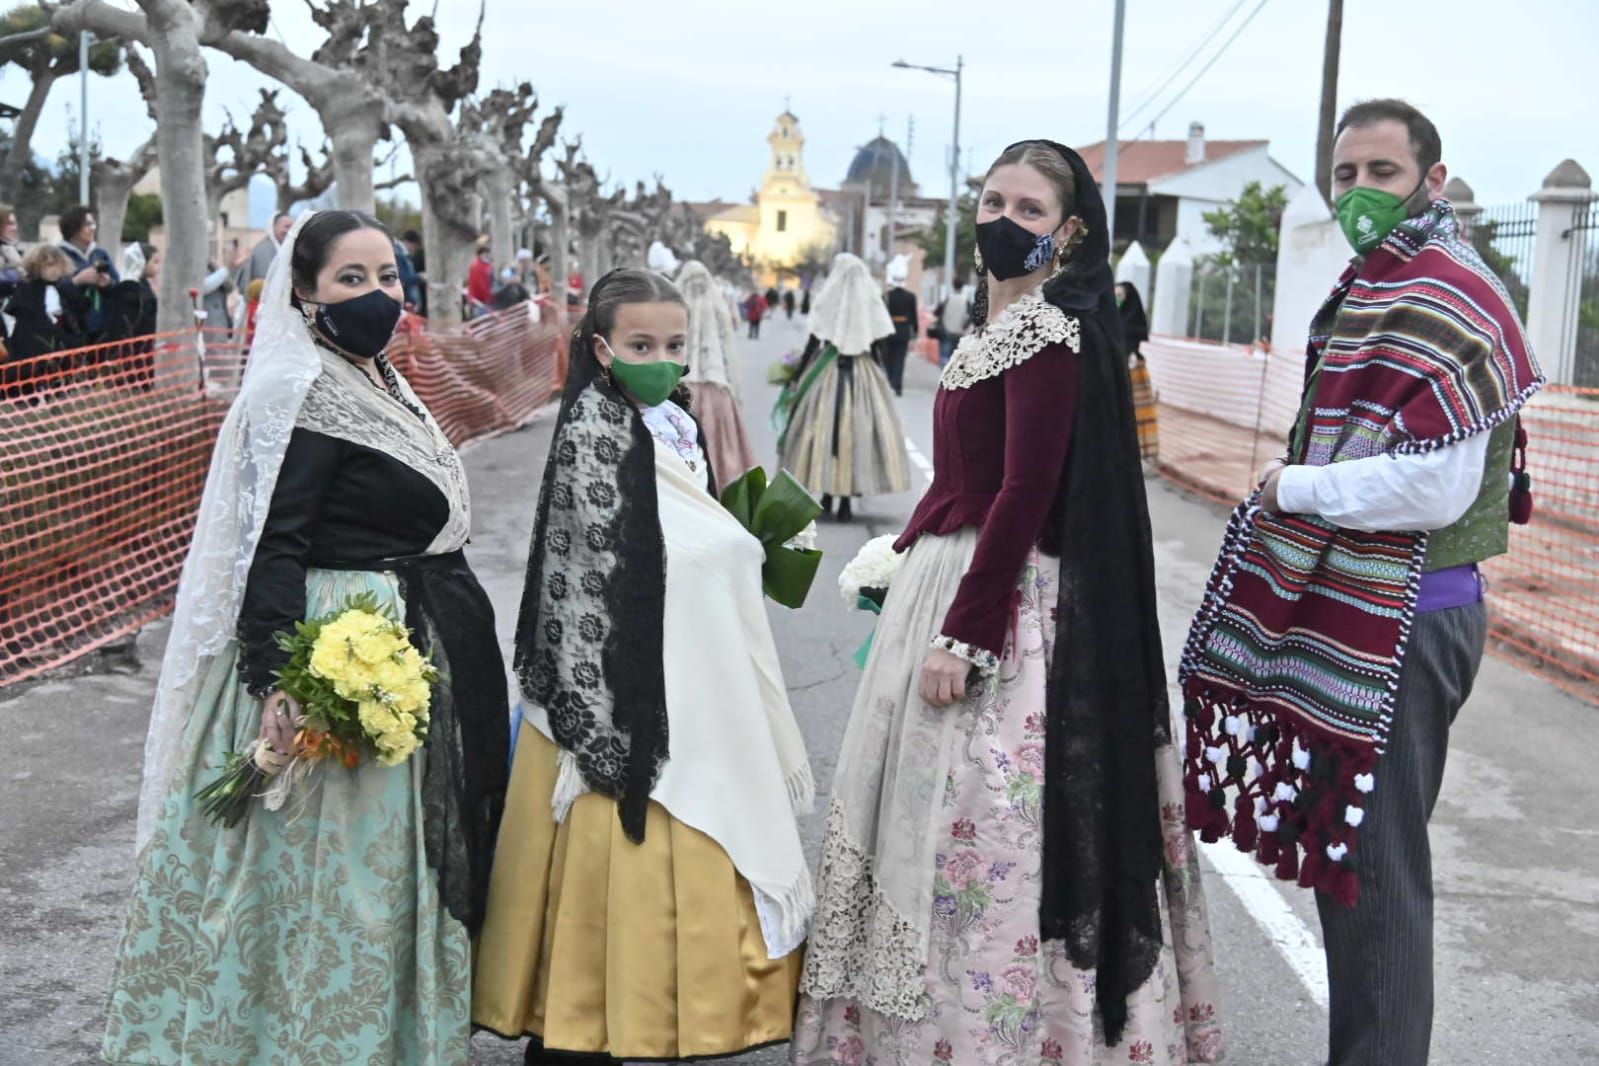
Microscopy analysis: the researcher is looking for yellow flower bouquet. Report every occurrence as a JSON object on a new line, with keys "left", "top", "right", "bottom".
{"left": 197, "top": 594, "right": 437, "bottom": 827}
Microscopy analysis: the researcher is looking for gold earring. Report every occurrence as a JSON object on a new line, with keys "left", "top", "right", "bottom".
{"left": 973, "top": 246, "right": 985, "bottom": 273}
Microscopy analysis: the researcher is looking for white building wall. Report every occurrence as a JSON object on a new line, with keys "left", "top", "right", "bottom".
{"left": 1151, "top": 146, "right": 1305, "bottom": 253}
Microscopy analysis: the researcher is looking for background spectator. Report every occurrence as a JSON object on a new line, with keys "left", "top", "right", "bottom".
{"left": 401, "top": 229, "right": 428, "bottom": 316}
{"left": 199, "top": 260, "right": 236, "bottom": 337}
{"left": 5, "top": 244, "right": 87, "bottom": 365}
{"left": 492, "top": 266, "right": 531, "bottom": 310}
{"left": 394, "top": 236, "right": 422, "bottom": 312}
{"left": 934, "top": 275, "right": 972, "bottom": 366}
{"left": 100, "top": 243, "right": 159, "bottom": 344}
{"left": 466, "top": 243, "right": 494, "bottom": 317}
{"left": 881, "top": 256, "right": 917, "bottom": 396}
{"left": 55, "top": 205, "right": 116, "bottom": 338}
{"left": 744, "top": 289, "right": 767, "bottom": 338}
{"left": 245, "top": 278, "right": 265, "bottom": 346}
{"left": 235, "top": 212, "right": 293, "bottom": 293}
{"left": 0, "top": 204, "right": 23, "bottom": 300}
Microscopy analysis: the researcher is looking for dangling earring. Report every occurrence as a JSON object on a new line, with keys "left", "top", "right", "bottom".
{"left": 973, "top": 245, "right": 985, "bottom": 275}
{"left": 1050, "top": 224, "right": 1087, "bottom": 279}
{"left": 1049, "top": 246, "right": 1068, "bottom": 280}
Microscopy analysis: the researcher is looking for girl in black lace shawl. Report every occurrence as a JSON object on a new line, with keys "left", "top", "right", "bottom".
{"left": 475, "top": 270, "right": 815, "bottom": 1065}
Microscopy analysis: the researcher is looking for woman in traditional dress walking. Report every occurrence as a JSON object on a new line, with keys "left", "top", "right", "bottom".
{"left": 1118, "top": 280, "right": 1159, "bottom": 462}
{"left": 101, "top": 210, "right": 510, "bottom": 1065}
{"left": 792, "top": 142, "right": 1222, "bottom": 1065}
{"left": 677, "top": 258, "right": 758, "bottom": 482}
{"left": 473, "top": 269, "right": 814, "bottom": 1064}
{"left": 776, "top": 253, "right": 910, "bottom": 522}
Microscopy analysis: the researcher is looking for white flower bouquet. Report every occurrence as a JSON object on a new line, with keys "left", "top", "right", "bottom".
{"left": 838, "top": 534, "right": 904, "bottom": 612}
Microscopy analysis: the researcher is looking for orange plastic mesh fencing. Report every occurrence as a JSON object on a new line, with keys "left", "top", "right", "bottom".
{"left": 0, "top": 304, "right": 569, "bottom": 688}
{"left": 386, "top": 300, "right": 569, "bottom": 448}
{"left": 1142, "top": 335, "right": 1599, "bottom": 701}
{"left": 1, "top": 331, "right": 246, "bottom": 685}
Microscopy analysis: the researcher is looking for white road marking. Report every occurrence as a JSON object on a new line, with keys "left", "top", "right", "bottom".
{"left": 904, "top": 435, "right": 934, "bottom": 485}
{"left": 1200, "top": 838, "right": 1330, "bottom": 1008}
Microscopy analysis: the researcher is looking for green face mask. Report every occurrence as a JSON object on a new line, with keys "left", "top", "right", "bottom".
{"left": 602, "top": 340, "right": 685, "bottom": 407}
{"left": 1335, "top": 182, "right": 1425, "bottom": 254}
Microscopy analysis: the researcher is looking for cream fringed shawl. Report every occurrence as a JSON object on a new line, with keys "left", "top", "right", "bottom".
{"left": 525, "top": 437, "right": 815, "bottom": 959}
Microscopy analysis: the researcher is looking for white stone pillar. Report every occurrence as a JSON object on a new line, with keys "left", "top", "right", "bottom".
{"left": 1115, "top": 239, "right": 1151, "bottom": 303}
{"left": 1271, "top": 183, "right": 1351, "bottom": 355}
{"left": 1150, "top": 238, "right": 1192, "bottom": 336}
{"left": 1444, "top": 176, "right": 1482, "bottom": 239}
{"left": 1526, "top": 159, "right": 1594, "bottom": 385}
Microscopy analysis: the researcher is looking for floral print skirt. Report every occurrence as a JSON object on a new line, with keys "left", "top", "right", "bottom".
{"left": 793, "top": 544, "right": 1223, "bottom": 1065}
{"left": 102, "top": 569, "right": 471, "bottom": 1065}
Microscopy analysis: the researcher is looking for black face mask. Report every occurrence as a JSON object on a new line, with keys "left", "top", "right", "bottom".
{"left": 308, "top": 288, "right": 403, "bottom": 359}
{"left": 975, "top": 214, "right": 1059, "bottom": 282}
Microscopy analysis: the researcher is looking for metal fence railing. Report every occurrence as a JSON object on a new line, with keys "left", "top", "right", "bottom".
{"left": 1465, "top": 202, "right": 1538, "bottom": 320}
{"left": 1563, "top": 200, "right": 1599, "bottom": 388}
{"left": 1189, "top": 262, "right": 1275, "bottom": 347}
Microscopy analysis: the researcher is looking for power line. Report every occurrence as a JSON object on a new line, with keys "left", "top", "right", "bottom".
{"left": 1141, "top": 0, "right": 1272, "bottom": 135}
{"left": 1119, "top": 0, "right": 1251, "bottom": 133}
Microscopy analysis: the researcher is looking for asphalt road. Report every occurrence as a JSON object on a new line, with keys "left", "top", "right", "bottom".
{"left": 3, "top": 310, "right": 1595, "bottom": 1065}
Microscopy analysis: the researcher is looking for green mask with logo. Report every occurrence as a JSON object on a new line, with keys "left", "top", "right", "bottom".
{"left": 602, "top": 340, "right": 685, "bottom": 407}
{"left": 1335, "top": 182, "right": 1426, "bottom": 254}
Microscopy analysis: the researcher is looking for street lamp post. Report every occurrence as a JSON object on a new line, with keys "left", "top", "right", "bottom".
{"left": 893, "top": 55, "right": 963, "bottom": 295}
{"left": 1102, "top": 0, "right": 1126, "bottom": 211}
{"left": 79, "top": 30, "right": 90, "bottom": 204}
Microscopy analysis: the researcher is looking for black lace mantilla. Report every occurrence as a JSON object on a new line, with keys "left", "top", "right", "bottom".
{"left": 975, "top": 140, "right": 1170, "bottom": 1047}
{"left": 513, "top": 376, "right": 670, "bottom": 843}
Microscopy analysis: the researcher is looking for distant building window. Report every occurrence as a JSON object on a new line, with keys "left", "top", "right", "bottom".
{"left": 777, "top": 210, "right": 788, "bottom": 233}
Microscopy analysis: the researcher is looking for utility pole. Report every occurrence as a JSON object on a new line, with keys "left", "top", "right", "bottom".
{"left": 78, "top": 30, "right": 90, "bottom": 204}
{"left": 947, "top": 55, "right": 962, "bottom": 292}
{"left": 1315, "top": 0, "right": 1344, "bottom": 204}
{"left": 891, "top": 115, "right": 914, "bottom": 252}
{"left": 892, "top": 55, "right": 962, "bottom": 292}
{"left": 1102, "top": 0, "right": 1126, "bottom": 222}
{"left": 887, "top": 128, "right": 901, "bottom": 257}
{"left": 861, "top": 175, "right": 872, "bottom": 258}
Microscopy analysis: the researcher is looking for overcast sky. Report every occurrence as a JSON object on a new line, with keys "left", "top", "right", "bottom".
{"left": 3, "top": 0, "right": 1595, "bottom": 227}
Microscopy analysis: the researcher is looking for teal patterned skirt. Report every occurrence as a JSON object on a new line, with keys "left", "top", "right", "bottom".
{"left": 102, "top": 569, "right": 472, "bottom": 1065}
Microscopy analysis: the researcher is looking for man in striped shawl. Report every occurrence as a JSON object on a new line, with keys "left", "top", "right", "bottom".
{"left": 1180, "top": 100, "right": 1542, "bottom": 1066}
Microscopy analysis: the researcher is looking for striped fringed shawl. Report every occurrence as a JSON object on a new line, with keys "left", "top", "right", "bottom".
{"left": 1178, "top": 200, "right": 1543, "bottom": 904}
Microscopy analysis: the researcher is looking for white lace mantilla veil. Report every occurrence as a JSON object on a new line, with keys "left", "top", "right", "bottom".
{"left": 808, "top": 252, "right": 894, "bottom": 355}
{"left": 135, "top": 211, "right": 325, "bottom": 852}
{"left": 675, "top": 259, "right": 740, "bottom": 395}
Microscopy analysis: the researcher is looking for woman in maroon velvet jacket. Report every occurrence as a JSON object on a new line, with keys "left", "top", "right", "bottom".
{"left": 791, "top": 142, "right": 1224, "bottom": 1065}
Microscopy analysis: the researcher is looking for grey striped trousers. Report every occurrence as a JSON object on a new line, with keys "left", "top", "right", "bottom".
{"left": 1316, "top": 601, "right": 1488, "bottom": 1066}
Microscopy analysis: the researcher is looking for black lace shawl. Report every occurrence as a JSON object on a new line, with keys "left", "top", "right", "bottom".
{"left": 977, "top": 141, "right": 1170, "bottom": 1045}
{"left": 511, "top": 301, "right": 704, "bottom": 843}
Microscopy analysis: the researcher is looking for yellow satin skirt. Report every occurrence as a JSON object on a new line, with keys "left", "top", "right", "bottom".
{"left": 472, "top": 724, "right": 804, "bottom": 1059}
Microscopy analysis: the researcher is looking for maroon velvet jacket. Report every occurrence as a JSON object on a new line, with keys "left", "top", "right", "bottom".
{"left": 895, "top": 340, "right": 1082, "bottom": 658}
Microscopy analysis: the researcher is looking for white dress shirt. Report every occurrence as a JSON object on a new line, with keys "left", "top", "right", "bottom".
{"left": 1275, "top": 432, "right": 1491, "bottom": 532}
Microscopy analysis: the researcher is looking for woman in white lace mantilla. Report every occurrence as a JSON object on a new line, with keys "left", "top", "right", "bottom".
{"left": 776, "top": 252, "right": 911, "bottom": 522}
{"left": 102, "top": 210, "right": 511, "bottom": 1065}
{"left": 675, "top": 257, "right": 759, "bottom": 483}
{"left": 792, "top": 142, "right": 1223, "bottom": 1066}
